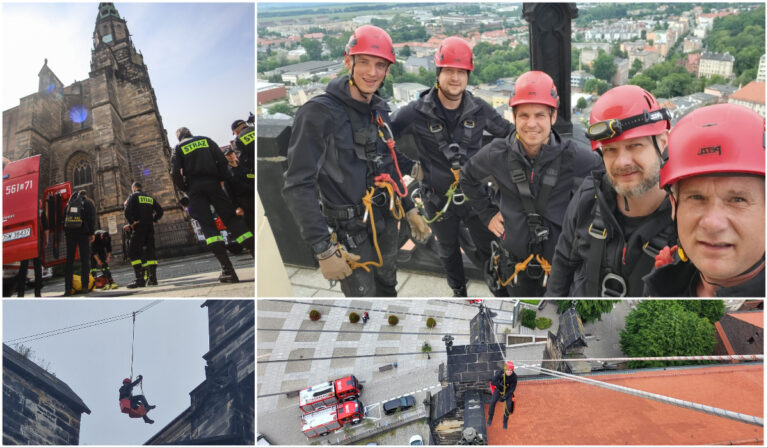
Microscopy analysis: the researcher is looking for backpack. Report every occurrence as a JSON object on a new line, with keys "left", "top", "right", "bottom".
{"left": 64, "top": 193, "right": 86, "bottom": 230}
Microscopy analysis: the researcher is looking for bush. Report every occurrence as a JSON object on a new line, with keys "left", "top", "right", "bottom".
{"left": 426, "top": 317, "right": 436, "bottom": 328}
{"left": 349, "top": 312, "right": 360, "bottom": 323}
{"left": 521, "top": 309, "right": 536, "bottom": 329}
{"left": 535, "top": 317, "right": 552, "bottom": 330}
{"left": 309, "top": 310, "right": 321, "bottom": 321}
{"left": 388, "top": 314, "right": 399, "bottom": 326}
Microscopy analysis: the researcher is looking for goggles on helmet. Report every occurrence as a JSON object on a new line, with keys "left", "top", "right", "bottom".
{"left": 586, "top": 108, "right": 671, "bottom": 142}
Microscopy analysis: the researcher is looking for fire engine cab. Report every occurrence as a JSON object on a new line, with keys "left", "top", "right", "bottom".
{"left": 301, "top": 399, "right": 365, "bottom": 439}
{"left": 299, "top": 375, "right": 363, "bottom": 414}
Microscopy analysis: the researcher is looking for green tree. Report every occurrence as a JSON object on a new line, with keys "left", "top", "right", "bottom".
{"left": 557, "top": 300, "right": 618, "bottom": 324}
{"left": 301, "top": 38, "right": 323, "bottom": 60}
{"left": 629, "top": 74, "right": 657, "bottom": 92}
{"left": 641, "top": 30, "right": 647, "bottom": 40}
{"left": 576, "top": 97, "right": 588, "bottom": 110}
{"left": 592, "top": 51, "right": 617, "bottom": 83}
{"left": 628, "top": 58, "right": 644, "bottom": 78}
{"left": 676, "top": 300, "right": 725, "bottom": 324}
{"left": 268, "top": 103, "right": 293, "bottom": 116}
{"left": 401, "top": 45, "right": 412, "bottom": 57}
{"left": 611, "top": 43, "right": 628, "bottom": 59}
{"left": 572, "top": 48, "right": 581, "bottom": 72}
{"left": 620, "top": 301, "right": 717, "bottom": 368}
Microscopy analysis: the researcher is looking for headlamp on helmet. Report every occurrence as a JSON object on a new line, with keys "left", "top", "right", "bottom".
{"left": 586, "top": 109, "right": 672, "bottom": 143}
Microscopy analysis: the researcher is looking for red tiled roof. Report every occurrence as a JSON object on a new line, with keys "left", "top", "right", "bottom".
{"left": 731, "top": 81, "right": 766, "bottom": 105}
{"left": 730, "top": 311, "right": 764, "bottom": 329}
{"left": 486, "top": 364, "right": 764, "bottom": 445}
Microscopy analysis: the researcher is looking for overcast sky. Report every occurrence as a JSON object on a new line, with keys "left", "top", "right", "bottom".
{"left": 2, "top": 2, "right": 255, "bottom": 148}
{"left": 2, "top": 299, "right": 210, "bottom": 445}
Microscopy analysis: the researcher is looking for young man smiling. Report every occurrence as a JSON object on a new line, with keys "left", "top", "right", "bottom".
{"left": 546, "top": 85, "right": 677, "bottom": 297}
{"left": 391, "top": 37, "right": 512, "bottom": 297}
{"left": 644, "top": 103, "right": 765, "bottom": 297}
{"left": 283, "top": 25, "right": 429, "bottom": 297}
{"left": 460, "top": 71, "right": 601, "bottom": 297}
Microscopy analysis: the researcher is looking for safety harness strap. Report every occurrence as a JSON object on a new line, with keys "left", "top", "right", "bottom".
{"left": 584, "top": 197, "right": 608, "bottom": 297}
{"left": 342, "top": 104, "right": 381, "bottom": 188}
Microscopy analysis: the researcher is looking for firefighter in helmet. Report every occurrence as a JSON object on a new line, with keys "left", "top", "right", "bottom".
{"left": 119, "top": 375, "right": 156, "bottom": 424}
{"left": 487, "top": 360, "right": 517, "bottom": 430}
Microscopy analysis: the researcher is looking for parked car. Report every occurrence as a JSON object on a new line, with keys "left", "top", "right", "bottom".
{"left": 409, "top": 434, "right": 424, "bottom": 445}
{"left": 256, "top": 433, "right": 271, "bottom": 446}
{"left": 382, "top": 395, "right": 415, "bottom": 415}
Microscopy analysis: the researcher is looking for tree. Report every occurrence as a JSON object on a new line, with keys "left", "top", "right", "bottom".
{"left": 268, "top": 103, "right": 293, "bottom": 116}
{"left": 620, "top": 301, "right": 717, "bottom": 368}
{"left": 301, "top": 38, "right": 322, "bottom": 61}
{"left": 576, "top": 97, "right": 588, "bottom": 110}
{"left": 629, "top": 74, "right": 656, "bottom": 92}
{"left": 641, "top": 30, "right": 647, "bottom": 40}
{"left": 676, "top": 300, "right": 725, "bottom": 324}
{"left": 557, "top": 300, "right": 618, "bottom": 323}
{"left": 571, "top": 48, "right": 581, "bottom": 72}
{"left": 592, "top": 51, "right": 617, "bottom": 83}
{"left": 628, "top": 58, "right": 644, "bottom": 78}
{"left": 401, "top": 45, "right": 412, "bottom": 58}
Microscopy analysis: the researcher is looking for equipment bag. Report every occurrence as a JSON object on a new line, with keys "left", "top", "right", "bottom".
{"left": 64, "top": 193, "right": 85, "bottom": 229}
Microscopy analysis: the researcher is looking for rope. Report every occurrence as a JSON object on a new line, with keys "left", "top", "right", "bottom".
{"left": 497, "top": 254, "right": 551, "bottom": 287}
{"left": 345, "top": 188, "right": 383, "bottom": 272}
{"left": 419, "top": 168, "right": 461, "bottom": 224}
{"left": 130, "top": 312, "right": 136, "bottom": 380}
{"left": 375, "top": 113, "right": 407, "bottom": 198}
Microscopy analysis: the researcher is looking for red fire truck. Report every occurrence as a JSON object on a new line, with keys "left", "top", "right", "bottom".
{"left": 299, "top": 375, "right": 363, "bottom": 414}
{"left": 301, "top": 399, "right": 365, "bottom": 439}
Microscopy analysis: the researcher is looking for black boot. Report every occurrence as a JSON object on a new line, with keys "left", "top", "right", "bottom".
{"left": 452, "top": 286, "right": 467, "bottom": 297}
{"left": 214, "top": 251, "right": 239, "bottom": 283}
{"left": 503, "top": 420, "right": 508, "bottom": 430}
{"left": 143, "top": 415, "right": 154, "bottom": 424}
{"left": 147, "top": 265, "right": 158, "bottom": 286}
{"left": 148, "top": 405, "right": 156, "bottom": 410}
{"left": 127, "top": 265, "right": 146, "bottom": 289}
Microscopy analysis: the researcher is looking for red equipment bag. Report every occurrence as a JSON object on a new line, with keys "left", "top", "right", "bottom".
{"left": 119, "top": 398, "right": 147, "bottom": 418}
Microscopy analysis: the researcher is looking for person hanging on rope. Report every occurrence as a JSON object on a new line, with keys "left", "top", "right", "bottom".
{"left": 119, "top": 375, "right": 156, "bottom": 424}
{"left": 487, "top": 360, "right": 517, "bottom": 430}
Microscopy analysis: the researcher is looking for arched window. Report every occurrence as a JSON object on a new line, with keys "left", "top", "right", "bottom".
{"left": 73, "top": 160, "right": 93, "bottom": 188}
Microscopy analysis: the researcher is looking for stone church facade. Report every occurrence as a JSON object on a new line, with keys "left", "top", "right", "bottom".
{"left": 2, "top": 2, "right": 197, "bottom": 259}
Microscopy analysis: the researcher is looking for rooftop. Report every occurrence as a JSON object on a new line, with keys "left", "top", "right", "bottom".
{"left": 730, "top": 81, "right": 766, "bottom": 105}
{"left": 730, "top": 311, "right": 764, "bottom": 329}
{"left": 486, "top": 364, "right": 763, "bottom": 445}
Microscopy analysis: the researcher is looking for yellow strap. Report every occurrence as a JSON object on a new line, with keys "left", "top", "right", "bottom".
{"left": 419, "top": 169, "right": 462, "bottom": 224}
{"left": 499, "top": 254, "right": 534, "bottom": 286}
{"left": 346, "top": 187, "right": 383, "bottom": 272}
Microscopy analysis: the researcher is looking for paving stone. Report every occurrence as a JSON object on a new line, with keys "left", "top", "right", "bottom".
{"left": 284, "top": 348, "right": 315, "bottom": 374}
{"left": 377, "top": 325, "right": 403, "bottom": 341}
{"left": 257, "top": 300, "right": 295, "bottom": 312}
{"left": 337, "top": 322, "right": 363, "bottom": 342}
{"left": 330, "top": 347, "right": 358, "bottom": 369}
{"left": 257, "top": 317, "right": 285, "bottom": 343}
{"left": 290, "top": 285, "right": 319, "bottom": 297}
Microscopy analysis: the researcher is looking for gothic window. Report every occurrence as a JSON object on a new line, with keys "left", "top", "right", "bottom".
{"left": 73, "top": 160, "right": 93, "bottom": 187}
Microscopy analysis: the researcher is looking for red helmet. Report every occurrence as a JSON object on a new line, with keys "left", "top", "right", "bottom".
{"left": 509, "top": 71, "right": 558, "bottom": 109}
{"left": 660, "top": 104, "right": 765, "bottom": 189}
{"left": 123, "top": 378, "right": 131, "bottom": 384}
{"left": 345, "top": 25, "right": 395, "bottom": 64}
{"left": 587, "top": 85, "right": 670, "bottom": 151}
{"left": 505, "top": 360, "right": 515, "bottom": 371}
{"left": 434, "top": 36, "right": 474, "bottom": 71}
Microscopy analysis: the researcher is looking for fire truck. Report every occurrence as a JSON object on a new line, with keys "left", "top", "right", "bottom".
{"left": 301, "top": 399, "right": 365, "bottom": 439}
{"left": 299, "top": 375, "right": 363, "bottom": 414}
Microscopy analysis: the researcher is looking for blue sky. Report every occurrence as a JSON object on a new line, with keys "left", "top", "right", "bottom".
{"left": 2, "top": 2, "right": 254, "bottom": 148}
{"left": 2, "top": 299, "right": 211, "bottom": 445}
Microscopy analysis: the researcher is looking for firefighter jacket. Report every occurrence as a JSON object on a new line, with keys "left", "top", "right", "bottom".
{"left": 124, "top": 191, "right": 163, "bottom": 226}
{"left": 491, "top": 369, "right": 518, "bottom": 399}
{"left": 460, "top": 130, "right": 603, "bottom": 262}
{"left": 118, "top": 378, "right": 141, "bottom": 400}
{"left": 282, "top": 75, "right": 415, "bottom": 252}
{"left": 171, "top": 136, "right": 230, "bottom": 192}
{"left": 64, "top": 196, "right": 96, "bottom": 237}
{"left": 91, "top": 231, "right": 112, "bottom": 257}
{"left": 391, "top": 87, "right": 512, "bottom": 201}
{"left": 225, "top": 163, "right": 254, "bottom": 208}
{"left": 234, "top": 125, "right": 255, "bottom": 174}
{"left": 546, "top": 172, "right": 676, "bottom": 297}
{"left": 643, "top": 257, "right": 765, "bottom": 297}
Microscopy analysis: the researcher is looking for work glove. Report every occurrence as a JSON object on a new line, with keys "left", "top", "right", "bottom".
{"left": 410, "top": 162, "right": 424, "bottom": 182}
{"left": 406, "top": 208, "right": 432, "bottom": 244}
{"left": 318, "top": 248, "right": 360, "bottom": 281}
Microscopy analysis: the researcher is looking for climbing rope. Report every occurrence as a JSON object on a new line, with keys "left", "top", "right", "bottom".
{"left": 418, "top": 168, "right": 463, "bottom": 224}
{"left": 130, "top": 312, "right": 136, "bottom": 380}
{"left": 375, "top": 113, "right": 407, "bottom": 198}
{"left": 336, "top": 187, "right": 384, "bottom": 273}
{"left": 497, "top": 254, "right": 551, "bottom": 287}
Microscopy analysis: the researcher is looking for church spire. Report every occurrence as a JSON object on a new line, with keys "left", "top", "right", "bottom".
{"left": 92, "top": 2, "right": 129, "bottom": 49}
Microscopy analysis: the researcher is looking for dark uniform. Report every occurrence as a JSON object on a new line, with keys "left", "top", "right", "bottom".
{"left": 224, "top": 157, "right": 255, "bottom": 235}
{"left": 282, "top": 75, "right": 414, "bottom": 297}
{"left": 16, "top": 207, "right": 48, "bottom": 297}
{"left": 171, "top": 132, "right": 254, "bottom": 282}
{"left": 90, "top": 230, "right": 115, "bottom": 288}
{"left": 64, "top": 192, "right": 96, "bottom": 296}
{"left": 392, "top": 87, "right": 511, "bottom": 296}
{"left": 461, "top": 131, "right": 602, "bottom": 297}
{"left": 119, "top": 376, "right": 154, "bottom": 424}
{"left": 546, "top": 172, "right": 676, "bottom": 297}
{"left": 124, "top": 189, "right": 163, "bottom": 286}
{"left": 487, "top": 368, "right": 517, "bottom": 428}
{"left": 644, "top": 256, "right": 765, "bottom": 297}
{"left": 233, "top": 124, "right": 254, "bottom": 174}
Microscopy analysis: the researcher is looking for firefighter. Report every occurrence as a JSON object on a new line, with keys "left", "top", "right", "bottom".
{"left": 119, "top": 375, "right": 156, "bottom": 424}
{"left": 223, "top": 147, "right": 254, "bottom": 234}
{"left": 644, "top": 104, "right": 765, "bottom": 297}
{"left": 123, "top": 182, "right": 163, "bottom": 288}
{"left": 546, "top": 86, "right": 676, "bottom": 297}
{"left": 460, "top": 71, "right": 602, "bottom": 297}
{"left": 90, "top": 229, "right": 117, "bottom": 290}
{"left": 282, "top": 24, "right": 430, "bottom": 297}
{"left": 487, "top": 361, "right": 517, "bottom": 430}
{"left": 391, "top": 36, "right": 512, "bottom": 297}
{"left": 63, "top": 190, "right": 96, "bottom": 296}
{"left": 231, "top": 118, "right": 254, "bottom": 174}
{"left": 172, "top": 127, "right": 254, "bottom": 283}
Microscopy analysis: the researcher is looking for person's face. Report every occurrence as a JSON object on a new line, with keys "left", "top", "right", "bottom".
{"left": 344, "top": 54, "right": 390, "bottom": 96}
{"left": 505, "top": 368, "right": 513, "bottom": 376}
{"left": 225, "top": 152, "right": 238, "bottom": 164}
{"left": 514, "top": 104, "right": 556, "bottom": 149}
{"left": 601, "top": 134, "right": 665, "bottom": 198}
{"left": 437, "top": 67, "right": 468, "bottom": 99}
{"left": 675, "top": 175, "right": 766, "bottom": 282}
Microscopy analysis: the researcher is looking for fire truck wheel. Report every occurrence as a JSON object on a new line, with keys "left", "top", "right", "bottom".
{"left": 351, "top": 418, "right": 361, "bottom": 425}
{"left": 320, "top": 432, "right": 329, "bottom": 437}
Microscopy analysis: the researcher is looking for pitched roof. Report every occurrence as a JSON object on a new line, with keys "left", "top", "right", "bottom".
{"left": 730, "top": 81, "right": 766, "bottom": 105}
{"left": 486, "top": 364, "right": 763, "bottom": 445}
{"left": 730, "top": 311, "right": 764, "bottom": 329}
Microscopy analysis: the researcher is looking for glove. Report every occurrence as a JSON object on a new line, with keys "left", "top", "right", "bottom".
{"left": 410, "top": 162, "right": 424, "bottom": 182}
{"left": 137, "top": 375, "right": 142, "bottom": 381}
{"left": 406, "top": 208, "right": 432, "bottom": 244}
{"left": 318, "top": 248, "right": 361, "bottom": 281}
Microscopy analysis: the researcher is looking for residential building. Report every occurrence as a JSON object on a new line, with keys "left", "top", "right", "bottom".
{"left": 714, "top": 310, "right": 763, "bottom": 358}
{"left": 393, "top": 82, "right": 430, "bottom": 103}
{"left": 683, "top": 36, "right": 703, "bottom": 53}
{"left": 286, "top": 47, "right": 307, "bottom": 61}
{"left": 257, "top": 81, "right": 287, "bottom": 105}
{"left": 612, "top": 58, "right": 629, "bottom": 86}
{"left": 757, "top": 54, "right": 766, "bottom": 82}
{"left": 287, "top": 83, "right": 326, "bottom": 107}
{"left": 703, "top": 84, "right": 737, "bottom": 102}
{"left": 698, "top": 51, "right": 735, "bottom": 79}
{"left": 571, "top": 70, "right": 595, "bottom": 89}
{"left": 685, "top": 53, "right": 701, "bottom": 74}
{"left": 629, "top": 49, "right": 661, "bottom": 71}
{"left": 728, "top": 81, "right": 766, "bottom": 118}
{"left": 403, "top": 56, "right": 434, "bottom": 74}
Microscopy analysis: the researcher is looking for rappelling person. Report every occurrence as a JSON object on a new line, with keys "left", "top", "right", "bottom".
{"left": 282, "top": 24, "right": 430, "bottom": 297}
{"left": 119, "top": 375, "right": 156, "bottom": 424}
{"left": 391, "top": 36, "right": 512, "bottom": 297}
{"left": 487, "top": 361, "right": 517, "bottom": 430}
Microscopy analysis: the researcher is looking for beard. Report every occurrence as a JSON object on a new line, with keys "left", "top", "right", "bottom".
{"left": 607, "top": 161, "right": 660, "bottom": 198}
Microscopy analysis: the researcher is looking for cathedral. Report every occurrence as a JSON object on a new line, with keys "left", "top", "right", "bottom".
{"left": 2, "top": 3, "right": 198, "bottom": 258}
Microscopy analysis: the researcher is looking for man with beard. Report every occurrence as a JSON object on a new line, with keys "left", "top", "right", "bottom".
{"left": 546, "top": 86, "right": 676, "bottom": 297}
{"left": 644, "top": 104, "right": 764, "bottom": 297}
